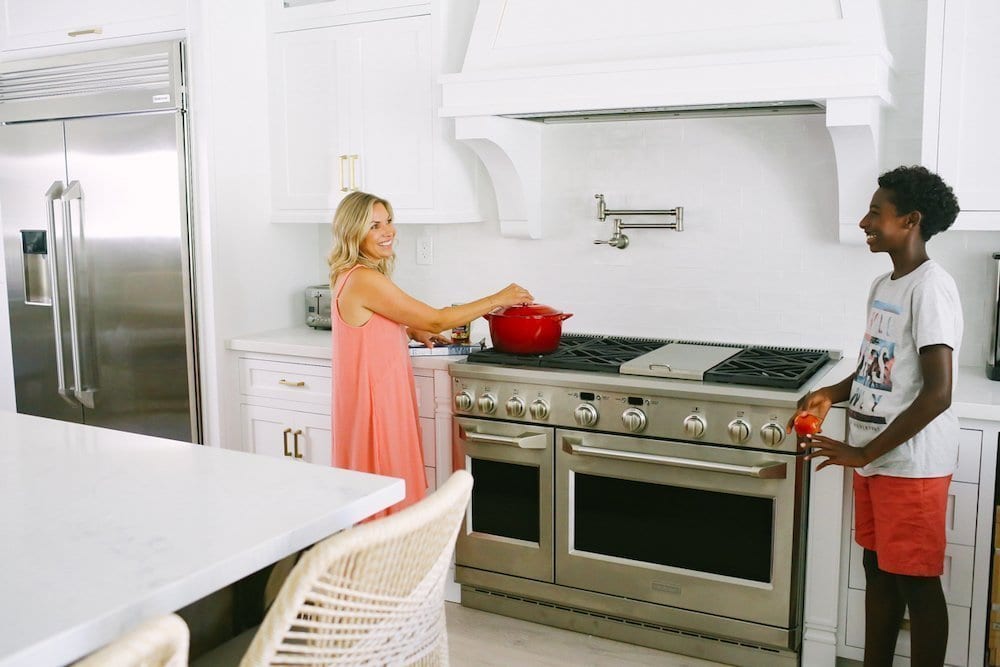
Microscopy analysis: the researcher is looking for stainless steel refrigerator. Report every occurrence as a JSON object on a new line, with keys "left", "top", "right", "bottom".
{"left": 0, "top": 40, "right": 201, "bottom": 443}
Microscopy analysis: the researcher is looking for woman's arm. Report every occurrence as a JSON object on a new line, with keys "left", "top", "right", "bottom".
{"left": 342, "top": 268, "right": 533, "bottom": 333}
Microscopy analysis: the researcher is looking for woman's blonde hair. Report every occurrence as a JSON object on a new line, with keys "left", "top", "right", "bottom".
{"left": 327, "top": 191, "right": 395, "bottom": 284}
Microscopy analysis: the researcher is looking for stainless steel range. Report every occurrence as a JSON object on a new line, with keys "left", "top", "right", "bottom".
{"left": 449, "top": 334, "right": 846, "bottom": 667}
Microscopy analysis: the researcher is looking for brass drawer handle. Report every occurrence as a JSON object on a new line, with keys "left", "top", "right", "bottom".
{"left": 68, "top": 27, "right": 103, "bottom": 37}
{"left": 278, "top": 379, "right": 305, "bottom": 387}
{"left": 282, "top": 428, "right": 292, "bottom": 457}
{"left": 293, "top": 429, "right": 304, "bottom": 459}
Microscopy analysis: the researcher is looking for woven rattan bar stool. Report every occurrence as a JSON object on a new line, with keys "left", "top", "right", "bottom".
{"left": 72, "top": 613, "right": 190, "bottom": 667}
{"left": 195, "top": 469, "right": 473, "bottom": 667}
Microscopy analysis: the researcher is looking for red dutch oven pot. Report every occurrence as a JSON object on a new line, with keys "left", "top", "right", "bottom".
{"left": 483, "top": 303, "right": 573, "bottom": 354}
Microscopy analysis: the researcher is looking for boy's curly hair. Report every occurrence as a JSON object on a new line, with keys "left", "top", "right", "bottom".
{"left": 877, "top": 165, "right": 960, "bottom": 241}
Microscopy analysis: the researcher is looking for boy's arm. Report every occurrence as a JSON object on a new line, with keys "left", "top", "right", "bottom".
{"left": 785, "top": 374, "right": 853, "bottom": 434}
{"left": 854, "top": 343, "right": 953, "bottom": 464}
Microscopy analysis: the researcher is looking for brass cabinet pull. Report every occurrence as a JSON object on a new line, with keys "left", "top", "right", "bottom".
{"left": 293, "top": 429, "right": 304, "bottom": 459}
{"left": 278, "top": 379, "right": 305, "bottom": 387}
{"left": 348, "top": 154, "right": 358, "bottom": 191}
{"left": 68, "top": 27, "right": 102, "bottom": 37}
{"left": 282, "top": 428, "right": 292, "bottom": 456}
{"left": 339, "top": 155, "right": 348, "bottom": 192}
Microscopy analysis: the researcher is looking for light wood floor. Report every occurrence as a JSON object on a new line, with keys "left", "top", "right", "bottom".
{"left": 445, "top": 602, "right": 730, "bottom": 667}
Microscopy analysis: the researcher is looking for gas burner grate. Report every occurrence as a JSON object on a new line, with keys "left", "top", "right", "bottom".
{"left": 704, "top": 347, "right": 832, "bottom": 389}
{"left": 465, "top": 333, "right": 669, "bottom": 374}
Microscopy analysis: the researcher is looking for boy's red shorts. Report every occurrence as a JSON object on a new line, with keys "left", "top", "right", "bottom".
{"left": 853, "top": 471, "right": 951, "bottom": 577}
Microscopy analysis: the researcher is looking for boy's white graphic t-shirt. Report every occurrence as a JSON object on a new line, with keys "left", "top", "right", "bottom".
{"left": 848, "top": 260, "right": 963, "bottom": 478}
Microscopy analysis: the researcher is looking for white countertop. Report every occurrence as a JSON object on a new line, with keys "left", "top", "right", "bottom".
{"left": 0, "top": 412, "right": 404, "bottom": 667}
{"left": 228, "top": 327, "right": 1000, "bottom": 420}
{"left": 227, "top": 326, "right": 466, "bottom": 371}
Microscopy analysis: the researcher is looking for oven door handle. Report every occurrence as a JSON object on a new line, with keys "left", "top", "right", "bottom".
{"left": 462, "top": 427, "right": 548, "bottom": 450}
{"left": 562, "top": 438, "right": 787, "bottom": 479}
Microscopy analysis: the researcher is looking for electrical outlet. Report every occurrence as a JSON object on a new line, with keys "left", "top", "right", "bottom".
{"left": 416, "top": 236, "right": 433, "bottom": 265}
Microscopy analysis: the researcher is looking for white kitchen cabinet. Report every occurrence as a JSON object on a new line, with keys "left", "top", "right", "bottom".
{"left": 0, "top": 0, "right": 185, "bottom": 53}
{"left": 922, "top": 0, "right": 1000, "bottom": 230}
{"left": 237, "top": 354, "right": 333, "bottom": 466}
{"left": 837, "top": 426, "right": 992, "bottom": 666}
{"left": 267, "top": 10, "right": 487, "bottom": 224}
{"left": 241, "top": 403, "right": 332, "bottom": 466}
{"left": 270, "top": 0, "right": 429, "bottom": 33}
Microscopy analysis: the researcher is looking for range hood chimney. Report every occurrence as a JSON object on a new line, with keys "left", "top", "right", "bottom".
{"left": 440, "top": 0, "right": 894, "bottom": 242}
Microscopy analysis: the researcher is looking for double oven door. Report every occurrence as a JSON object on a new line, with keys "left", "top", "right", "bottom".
{"left": 454, "top": 415, "right": 809, "bottom": 631}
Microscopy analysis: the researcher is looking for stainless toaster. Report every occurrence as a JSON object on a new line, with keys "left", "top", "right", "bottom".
{"left": 305, "top": 284, "right": 332, "bottom": 329}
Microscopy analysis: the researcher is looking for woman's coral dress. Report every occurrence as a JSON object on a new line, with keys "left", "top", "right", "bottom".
{"left": 331, "top": 266, "right": 426, "bottom": 518}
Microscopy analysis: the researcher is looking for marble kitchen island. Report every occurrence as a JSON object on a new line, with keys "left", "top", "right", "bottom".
{"left": 0, "top": 411, "right": 403, "bottom": 667}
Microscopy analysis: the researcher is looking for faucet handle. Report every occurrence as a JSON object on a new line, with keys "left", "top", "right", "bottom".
{"left": 594, "top": 193, "right": 606, "bottom": 221}
{"left": 594, "top": 232, "right": 629, "bottom": 250}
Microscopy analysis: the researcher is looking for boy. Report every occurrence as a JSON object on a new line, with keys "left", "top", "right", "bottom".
{"left": 788, "top": 165, "right": 962, "bottom": 666}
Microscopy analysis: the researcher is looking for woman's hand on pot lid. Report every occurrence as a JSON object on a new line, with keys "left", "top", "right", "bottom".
{"left": 490, "top": 283, "right": 534, "bottom": 310}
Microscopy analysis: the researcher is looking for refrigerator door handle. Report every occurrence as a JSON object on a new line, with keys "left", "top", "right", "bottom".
{"left": 60, "top": 181, "right": 95, "bottom": 409}
{"left": 44, "top": 180, "right": 79, "bottom": 407}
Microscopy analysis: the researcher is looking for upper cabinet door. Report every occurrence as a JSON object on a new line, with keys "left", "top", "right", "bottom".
{"left": 0, "top": 0, "right": 185, "bottom": 52}
{"left": 923, "top": 0, "right": 1000, "bottom": 229}
{"left": 269, "top": 26, "right": 354, "bottom": 218}
{"left": 349, "top": 17, "right": 433, "bottom": 211}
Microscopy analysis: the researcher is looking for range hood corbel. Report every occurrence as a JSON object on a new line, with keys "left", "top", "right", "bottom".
{"left": 454, "top": 115, "right": 542, "bottom": 239}
{"left": 826, "top": 97, "right": 882, "bottom": 244}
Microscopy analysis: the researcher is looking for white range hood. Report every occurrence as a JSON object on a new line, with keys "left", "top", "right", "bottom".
{"left": 440, "top": 0, "right": 894, "bottom": 242}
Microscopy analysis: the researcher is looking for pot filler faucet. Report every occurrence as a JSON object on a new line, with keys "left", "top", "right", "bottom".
{"left": 593, "top": 193, "right": 684, "bottom": 250}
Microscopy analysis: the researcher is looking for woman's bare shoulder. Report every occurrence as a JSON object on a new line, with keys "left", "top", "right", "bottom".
{"left": 342, "top": 266, "right": 394, "bottom": 294}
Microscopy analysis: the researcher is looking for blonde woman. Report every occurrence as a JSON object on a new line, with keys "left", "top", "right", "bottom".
{"left": 328, "top": 191, "right": 533, "bottom": 516}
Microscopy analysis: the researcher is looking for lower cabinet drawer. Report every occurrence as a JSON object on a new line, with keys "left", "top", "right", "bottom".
{"left": 239, "top": 357, "right": 331, "bottom": 404}
{"left": 847, "top": 533, "right": 975, "bottom": 607}
{"left": 424, "top": 465, "right": 436, "bottom": 492}
{"left": 844, "top": 588, "right": 969, "bottom": 666}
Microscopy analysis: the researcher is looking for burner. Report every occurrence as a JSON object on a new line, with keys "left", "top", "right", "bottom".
{"left": 704, "top": 347, "right": 831, "bottom": 389}
{"left": 465, "top": 334, "right": 668, "bottom": 373}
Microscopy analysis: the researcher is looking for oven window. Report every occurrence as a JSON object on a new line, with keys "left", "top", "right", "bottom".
{"left": 471, "top": 459, "right": 540, "bottom": 543}
{"left": 573, "top": 473, "right": 773, "bottom": 583}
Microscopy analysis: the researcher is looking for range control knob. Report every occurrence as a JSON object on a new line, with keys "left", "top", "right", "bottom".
{"left": 728, "top": 418, "right": 752, "bottom": 444}
{"left": 574, "top": 403, "right": 599, "bottom": 427}
{"left": 529, "top": 399, "right": 550, "bottom": 421}
{"left": 505, "top": 396, "right": 526, "bottom": 418}
{"left": 477, "top": 393, "right": 497, "bottom": 415}
{"left": 760, "top": 422, "right": 786, "bottom": 447}
{"left": 454, "top": 391, "right": 474, "bottom": 412}
{"left": 621, "top": 407, "right": 647, "bottom": 433}
{"left": 683, "top": 414, "right": 706, "bottom": 439}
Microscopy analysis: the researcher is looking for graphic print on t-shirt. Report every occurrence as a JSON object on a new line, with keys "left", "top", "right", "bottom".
{"left": 848, "top": 299, "right": 899, "bottom": 425}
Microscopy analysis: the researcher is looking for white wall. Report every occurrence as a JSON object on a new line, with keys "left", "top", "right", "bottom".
{"left": 189, "top": 0, "right": 324, "bottom": 448}
{"left": 312, "top": 0, "right": 999, "bottom": 372}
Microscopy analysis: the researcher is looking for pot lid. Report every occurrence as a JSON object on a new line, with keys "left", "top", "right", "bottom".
{"left": 492, "top": 303, "right": 564, "bottom": 318}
